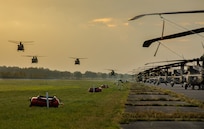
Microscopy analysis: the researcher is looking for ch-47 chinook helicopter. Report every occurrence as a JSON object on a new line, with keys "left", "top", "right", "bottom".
{"left": 140, "top": 25, "right": 204, "bottom": 89}
{"left": 24, "top": 55, "right": 44, "bottom": 63}
{"left": 144, "top": 60, "right": 183, "bottom": 85}
{"left": 135, "top": 65, "right": 160, "bottom": 84}
{"left": 8, "top": 40, "right": 34, "bottom": 51}
{"left": 106, "top": 69, "right": 116, "bottom": 76}
{"left": 106, "top": 68, "right": 119, "bottom": 76}
{"left": 130, "top": 10, "right": 204, "bottom": 90}
{"left": 140, "top": 26, "right": 204, "bottom": 90}
{"left": 162, "top": 57, "right": 204, "bottom": 90}
{"left": 141, "top": 30, "right": 204, "bottom": 90}
{"left": 182, "top": 56, "right": 204, "bottom": 90}
{"left": 145, "top": 59, "right": 194, "bottom": 87}
{"left": 69, "top": 57, "right": 87, "bottom": 65}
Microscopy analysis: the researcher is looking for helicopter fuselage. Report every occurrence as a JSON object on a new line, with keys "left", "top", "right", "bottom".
{"left": 75, "top": 58, "right": 80, "bottom": 65}
{"left": 17, "top": 43, "right": 24, "bottom": 51}
{"left": 32, "top": 56, "right": 38, "bottom": 63}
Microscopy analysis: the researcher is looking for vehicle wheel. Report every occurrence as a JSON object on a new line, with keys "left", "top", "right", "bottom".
{"left": 191, "top": 85, "right": 195, "bottom": 90}
{"left": 184, "top": 84, "right": 188, "bottom": 90}
{"left": 170, "top": 81, "right": 174, "bottom": 87}
{"left": 200, "top": 84, "right": 204, "bottom": 90}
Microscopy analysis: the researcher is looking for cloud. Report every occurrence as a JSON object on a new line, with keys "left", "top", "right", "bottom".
{"left": 107, "top": 24, "right": 117, "bottom": 28}
{"left": 91, "top": 18, "right": 116, "bottom": 27}
{"left": 123, "top": 22, "right": 129, "bottom": 26}
{"left": 90, "top": 17, "right": 129, "bottom": 28}
{"left": 92, "top": 18, "right": 112, "bottom": 23}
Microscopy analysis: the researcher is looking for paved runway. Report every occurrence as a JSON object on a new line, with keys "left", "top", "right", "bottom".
{"left": 121, "top": 82, "right": 204, "bottom": 129}
{"left": 155, "top": 83, "right": 204, "bottom": 102}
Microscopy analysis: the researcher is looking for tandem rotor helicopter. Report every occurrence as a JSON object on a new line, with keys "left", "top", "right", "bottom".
{"left": 69, "top": 57, "right": 87, "bottom": 65}
{"left": 106, "top": 69, "right": 117, "bottom": 76}
{"left": 143, "top": 56, "right": 204, "bottom": 90}
{"left": 24, "top": 55, "right": 44, "bottom": 63}
{"left": 130, "top": 10, "right": 204, "bottom": 90}
{"left": 8, "top": 40, "right": 34, "bottom": 51}
{"left": 109, "top": 69, "right": 116, "bottom": 76}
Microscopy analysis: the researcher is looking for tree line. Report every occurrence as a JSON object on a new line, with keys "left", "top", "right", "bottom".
{"left": 0, "top": 66, "right": 130, "bottom": 80}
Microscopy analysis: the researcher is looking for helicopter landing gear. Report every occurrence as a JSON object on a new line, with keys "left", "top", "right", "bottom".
{"left": 170, "top": 81, "right": 174, "bottom": 87}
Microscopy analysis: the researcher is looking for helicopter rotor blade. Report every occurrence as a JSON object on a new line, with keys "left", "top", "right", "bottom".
{"left": 23, "top": 55, "right": 44, "bottom": 57}
{"left": 147, "top": 58, "right": 201, "bottom": 69}
{"left": 143, "top": 27, "right": 204, "bottom": 47}
{"left": 145, "top": 59, "right": 187, "bottom": 65}
{"left": 21, "top": 41, "right": 34, "bottom": 43}
{"left": 69, "top": 57, "right": 87, "bottom": 59}
{"left": 23, "top": 55, "right": 33, "bottom": 57}
{"left": 69, "top": 57, "right": 76, "bottom": 59}
{"left": 129, "top": 10, "right": 204, "bottom": 21}
{"left": 8, "top": 40, "right": 20, "bottom": 44}
{"left": 8, "top": 40, "right": 34, "bottom": 44}
{"left": 105, "top": 69, "right": 118, "bottom": 72}
{"left": 78, "top": 58, "right": 87, "bottom": 59}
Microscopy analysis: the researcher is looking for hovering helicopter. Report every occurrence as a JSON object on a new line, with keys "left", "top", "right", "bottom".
{"left": 8, "top": 40, "right": 34, "bottom": 51}
{"left": 24, "top": 55, "right": 43, "bottom": 63}
{"left": 69, "top": 57, "right": 87, "bottom": 65}
{"left": 106, "top": 69, "right": 117, "bottom": 76}
{"left": 110, "top": 70, "right": 115, "bottom": 76}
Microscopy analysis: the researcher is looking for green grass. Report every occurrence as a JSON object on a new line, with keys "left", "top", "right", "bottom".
{"left": 0, "top": 79, "right": 130, "bottom": 129}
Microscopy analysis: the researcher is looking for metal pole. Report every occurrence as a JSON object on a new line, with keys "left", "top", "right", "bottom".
{"left": 46, "top": 92, "right": 49, "bottom": 108}
{"left": 93, "top": 85, "right": 95, "bottom": 93}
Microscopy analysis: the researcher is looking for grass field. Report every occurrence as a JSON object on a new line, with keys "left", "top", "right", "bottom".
{"left": 0, "top": 79, "right": 130, "bottom": 129}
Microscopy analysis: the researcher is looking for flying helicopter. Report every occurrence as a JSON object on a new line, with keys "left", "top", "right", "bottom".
{"left": 8, "top": 40, "right": 34, "bottom": 51}
{"left": 24, "top": 55, "right": 44, "bottom": 63}
{"left": 69, "top": 57, "right": 87, "bottom": 65}
{"left": 110, "top": 70, "right": 115, "bottom": 76}
{"left": 106, "top": 69, "right": 117, "bottom": 76}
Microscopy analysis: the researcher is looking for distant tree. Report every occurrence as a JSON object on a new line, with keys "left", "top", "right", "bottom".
{"left": 84, "top": 71, "right": 97, "bottom": 78}
{"left": 61, "top": 71, "right": 72, "bottom": 79}
{"left": 0, "top": 66, "right": 127, "bottom": 80}
{"left": 100, "top": 73, "right": 108, "bottom": 79}
{"left": 73, "top": 71, "right": 82, "bottom": 79}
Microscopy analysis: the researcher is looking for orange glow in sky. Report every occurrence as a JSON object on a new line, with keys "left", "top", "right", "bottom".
{"left": 0, "top": 0, "right": 203, "bottom": 74}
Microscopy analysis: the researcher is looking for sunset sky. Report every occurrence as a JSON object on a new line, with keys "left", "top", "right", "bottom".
{"left": 0, "top": 0, "right": 204, "bottom": 74}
